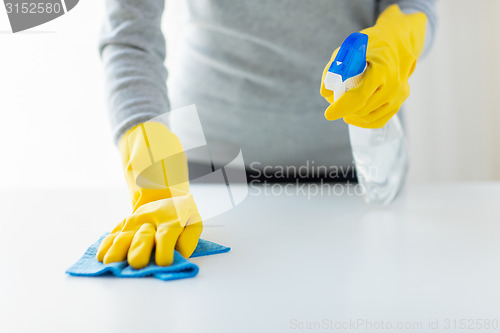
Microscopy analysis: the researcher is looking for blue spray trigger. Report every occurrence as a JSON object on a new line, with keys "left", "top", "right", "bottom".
{"left": 328, "top": 32, "right": 368, "bottom": 82}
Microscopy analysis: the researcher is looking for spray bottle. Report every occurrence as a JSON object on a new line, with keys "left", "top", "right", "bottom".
{"left": 324, "top": 32, "right": 408, "bottom": 205}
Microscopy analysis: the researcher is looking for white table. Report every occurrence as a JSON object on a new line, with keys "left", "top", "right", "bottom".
{"left": 1, "top": 183, "right": 499, "bottom": 333}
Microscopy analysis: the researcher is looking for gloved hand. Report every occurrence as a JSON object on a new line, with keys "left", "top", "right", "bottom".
{"left": 320, "top": 4, "right": 427, "bottom": 128}
{"left": 97, "top": 122, "right": 203, "bottom": 269}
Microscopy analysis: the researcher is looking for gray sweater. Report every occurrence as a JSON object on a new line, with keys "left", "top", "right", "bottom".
{"left": 100, "top": 0, "right": 436, "bottom": 170}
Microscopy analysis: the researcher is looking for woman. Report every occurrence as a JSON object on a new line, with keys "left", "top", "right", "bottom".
{"left": 96, "top": 0, "right": 436, "bottom": 269}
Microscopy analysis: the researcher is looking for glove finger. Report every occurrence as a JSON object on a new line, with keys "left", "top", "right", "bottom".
{"left": 320, "top": 48, "right": 340, "bottom": 102}
{"left": 346, "top": 107, "right": 399, "bottom": 129}
{"left": 353, "top": 83, "right": 391, "bottom": 116}
{"left": 357, "top": 79, "right": 408, "bottom": 118}
{"left": 343, "top": 117, "right": 365, "bottom": 128}
{"left": 365, "top": 108, "right": 400, "bottom": 128}
{"left": 103, "top": 230, "right": 136, "bottom": 264}
{"left": 96, "top": 218, "right": 126, "bottom": 261}
{"left": 127, "top": 223, "right": 156, "bottom": 269}
{"left": 96, "top": 233, "right": 118, "bottom": 262}
{"left": 344, "top": 104, "right": 392, "bottom": 128}
{"left": 155, "top": 223, "right": 183, "bottom": 266}
{"left": 349, "top": 103, "right": 391, "bottom": 124}
{"left": 176, "top": 219, "right": 203, "bottom": 258}
{"left": 324, "top": 65, "right": 382, "bottom": 121}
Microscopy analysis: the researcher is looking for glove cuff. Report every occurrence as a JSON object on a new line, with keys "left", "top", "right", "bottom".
{"left": 375, "top": 4, "right": 427, "bottom": 59}
{"left": 119, "top": 122, "right": 190, "bottom": 210}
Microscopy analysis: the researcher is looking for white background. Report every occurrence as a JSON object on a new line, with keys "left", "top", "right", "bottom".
{"left": 0, "top": 0, "right": 498, "bottom": 189}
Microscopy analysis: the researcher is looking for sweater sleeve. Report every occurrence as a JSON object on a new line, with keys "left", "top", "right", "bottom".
{"left": 377, "top": 0, "right": 438, "bottom": 57}
{"left": 99, "top": 0, "right": 169, "bottom": 145}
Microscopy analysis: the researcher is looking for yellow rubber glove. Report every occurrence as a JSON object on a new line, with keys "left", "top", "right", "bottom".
{"left": 320, "top": 4, "right": 427, "bottom": 128}
{"left": 97, "top": 122, "right": 203, "bottom": 269}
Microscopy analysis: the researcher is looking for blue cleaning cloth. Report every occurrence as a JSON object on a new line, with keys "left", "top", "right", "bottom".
{"left": 66, "top": 233, "right": 230, "bottom": 281}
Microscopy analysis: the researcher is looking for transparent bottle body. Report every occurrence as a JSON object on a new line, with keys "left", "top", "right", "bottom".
{"left": 348, "top": 115, "right": 409, "bottom": 205}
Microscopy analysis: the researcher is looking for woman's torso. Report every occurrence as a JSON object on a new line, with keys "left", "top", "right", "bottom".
{"left": 168, "top": 0, "right": 376, "bottom": 170}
